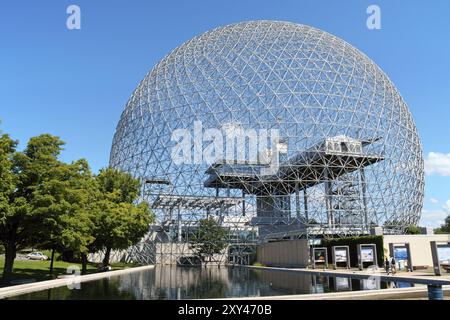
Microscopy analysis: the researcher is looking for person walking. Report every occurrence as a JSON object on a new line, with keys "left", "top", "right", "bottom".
{"left": 385, "top": 257, "right": 390, "bottom": 275}
{"left": 390, "top": 256, "right": 397, "bottom": 274}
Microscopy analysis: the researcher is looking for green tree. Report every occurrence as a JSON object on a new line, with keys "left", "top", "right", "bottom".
{"left": 189, "top": 218, "right": 228, "bottom": 267}
{"left": 435, "top": 216, "right": 450, "bottom": 234}
{"left": 0, "top": 133, "right": 18, "bottom": 283}
{"left": 1, "top": 134, "right": 65, "bottom": 283}
{"left": 96, "top": 167, "right": 141, "bottom": 203}
{"left": 34, "top": 159, "right": 97, "bottom": 274}
{"left": 0, "top": 130, "right": 155, "bottom": 282}
{"left": 405, "top": 225, "right": 422, "bottom": 235}
{"left": 92, "top": 168, "right": 154, "bottom": 267}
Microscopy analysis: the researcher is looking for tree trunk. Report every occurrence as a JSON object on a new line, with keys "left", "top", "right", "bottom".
{"left": 49, "top": 247, "right": 56, "bottom": 275}
{"left": 102, "top": 247, "right": 111, "bottom": 267}
{"left": 81, "top": 253, "right": 88, "bottom": 274}
{"left": 2, "top": 243, "right": 17, "bottom": 284}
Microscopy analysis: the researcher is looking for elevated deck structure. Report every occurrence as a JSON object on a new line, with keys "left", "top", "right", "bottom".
{"left": 204, "top": 136, "right": 384, "bottom": 238}
{"left": 205, "top": 136, "right": 383, "bottom": 194}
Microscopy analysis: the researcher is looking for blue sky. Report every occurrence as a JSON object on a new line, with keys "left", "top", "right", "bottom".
{"left": 1, "top": 1, "right": 450, "bottom": 227}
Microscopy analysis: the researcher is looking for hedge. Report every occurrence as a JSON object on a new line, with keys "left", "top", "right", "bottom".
{"left": 321, "top": 235, "right": 384, "bottom": 267}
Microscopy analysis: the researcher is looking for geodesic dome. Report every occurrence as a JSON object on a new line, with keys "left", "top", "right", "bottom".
{"left": 110, "top": 20, "right": 424, "bottom": 238}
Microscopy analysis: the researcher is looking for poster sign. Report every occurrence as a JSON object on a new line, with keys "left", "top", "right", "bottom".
{"left": 437, "top": 245, "right": 450, "bottom": 264}
{"left": 335, "top": 249, "right": 348, "bottom": 262}
{"left": 361, "top": 247, "right": 374, "bottom": 262}
{"left": 393, "top": 246, "right": 409, "bottom": 270}
{"left": 358, "top": 244, "right": 378, "bottom": 270}
{"left": 394, "top": 247, "right": 408, "bottom": 261}
{"left": 332, "top": 246, "right": 350, "bottom": 269}
{"left": 312, "top": 247, "right": 328, "bottom": 269}
{"left": 314, "top": 249, "right": 326, "bottom": 263}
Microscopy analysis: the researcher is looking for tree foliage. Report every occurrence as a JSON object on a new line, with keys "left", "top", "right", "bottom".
{"left": 0, "top": 128, "right": 155, "bottom": 283}
{"left": 405, "top": 225, "right": 422, "bottom": 235}
{"left": 35, "top": 160, "right": 97, "bottom": 259}
{"left": 0, "top": 133, "right": 16, "bottom": 226}
{"left": 435, "top": 216, "right": 450, "bottom": 234}
{"left": 1, "top": 134, "right": 65, "bottom": 282}
{"left": 91, "top": 168, "right": 154, "bottom": 266}
{"left": 189, "top": 217, "right": 228, "bottom": 266}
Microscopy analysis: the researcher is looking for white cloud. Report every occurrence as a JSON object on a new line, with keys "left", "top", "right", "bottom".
{"left": 444, "top": 200, "right": 450, "bottom": 212}
{"left": 425, "top": 152, "right": 450, "bottom": 176}
{"left": 420, "top": 199, "right": 450, "bottom": 228}
{"left": 430, "top": 198, "right": 439, "bottom": 204}
{"left": 420, "top": 209, "right": 447, "bottom": 228}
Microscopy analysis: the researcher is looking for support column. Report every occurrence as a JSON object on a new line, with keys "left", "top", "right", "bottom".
{"left": 177, "top": 205, "right": 182, "bottom": 243}
{"left": 303, "top": 189, "right": 309, "bottom": 223}
{"left": 360, "top": 168, "right": 369, "bottom": 231}
{"left": 324, "top": 168, "right": 333, "bottom": 228}
{"left": 428, "top": 284, "right": 444, "bottom": 300}
{"left": 242, "top": 189, "right": 246, "bottom": 216}
{"left": 389, "top": 243, "right": 394, "bottom": 259}
{"left": 430, "top": 241, "right": 442, "bottom": 276}
{"left": 405, "top": 243, "right": 413, "bottom": 272}
{"left": 295, "top": 182, "right": 300, "bottom": 219}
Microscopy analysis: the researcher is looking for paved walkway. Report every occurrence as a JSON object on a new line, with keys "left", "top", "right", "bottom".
{"left": 0, "top": 265, "right": 154, "bottom": 300}
{"left": 245, "top": 265, "right": 450, "bottom": 286}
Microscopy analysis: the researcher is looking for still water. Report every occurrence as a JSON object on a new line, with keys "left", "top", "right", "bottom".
{"left": 10, "top": 266, "right": 416, "bottom": 300}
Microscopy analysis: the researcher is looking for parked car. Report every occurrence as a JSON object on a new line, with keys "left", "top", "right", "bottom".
{"left": 26, "top": 252, "right": 48, "bottom": 261}
{"left": 97, "top": 265, "right": 112, "bottom": 272}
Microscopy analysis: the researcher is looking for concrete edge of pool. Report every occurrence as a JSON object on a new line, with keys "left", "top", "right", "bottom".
{"left": 0, "top": 265, "right": 155, "bottom": 300}
{"left": 212, "top": 285, "right": 450, "bottom": 300}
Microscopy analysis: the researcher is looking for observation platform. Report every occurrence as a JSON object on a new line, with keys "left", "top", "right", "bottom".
{"left": 204, "top": 136, "right": 384, "bottom": 195}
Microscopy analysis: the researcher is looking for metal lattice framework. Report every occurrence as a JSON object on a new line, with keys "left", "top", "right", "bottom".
{"left": 109, "top": 21, "right": 424, "bottom": 264}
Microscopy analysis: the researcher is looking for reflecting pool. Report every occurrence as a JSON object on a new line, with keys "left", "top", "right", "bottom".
{"left": 9, "top": 266, "right": 417, "bottom": 300}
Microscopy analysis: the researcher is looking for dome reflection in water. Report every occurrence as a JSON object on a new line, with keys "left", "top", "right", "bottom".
{"left": 10, "top": 266, "right": 415, "bottom": 300}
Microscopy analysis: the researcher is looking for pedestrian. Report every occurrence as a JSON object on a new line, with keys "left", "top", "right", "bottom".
{"left": 385, "top": 257, "right": 390, "bottom": 275}
{"left": 390, "top": 256, "right": 397, "bottom": 274}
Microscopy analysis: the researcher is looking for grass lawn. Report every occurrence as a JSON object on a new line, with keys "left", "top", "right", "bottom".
{"left": 0, "top": 251, "right": 140, "bottom": 287}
